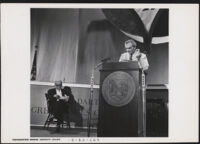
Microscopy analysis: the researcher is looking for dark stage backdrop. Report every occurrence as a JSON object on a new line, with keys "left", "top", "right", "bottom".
{"left": 31, "top": 9, "right": 168, "bottom": 85}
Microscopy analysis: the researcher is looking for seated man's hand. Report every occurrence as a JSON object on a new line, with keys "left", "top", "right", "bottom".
{"left": 54, "top": 94, "right": 60, "bottom": 99}
{"left": 65, "top": 95, "right": 70, "bottom": 102}
{"left": 136, "top": 54, "right": 142, "bottom": 60}
{"left": 61, "top": 95, "right": 69, "bottom": 102}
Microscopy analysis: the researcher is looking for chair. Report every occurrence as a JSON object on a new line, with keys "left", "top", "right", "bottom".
{"left": 43, "top": 93, "right": 71, "bottom": 129}
{"left": 43, "top": 93, "right": 56, "bottom": 129}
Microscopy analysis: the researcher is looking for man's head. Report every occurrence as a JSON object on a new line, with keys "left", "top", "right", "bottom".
{"left": 55, "top": 80, "right": 62, "bottom": 90}
{"left": 124, "top": 39, "right": 137, "bottom": 54}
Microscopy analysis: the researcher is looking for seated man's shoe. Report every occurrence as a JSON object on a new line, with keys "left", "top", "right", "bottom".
{"left": 49, "top": 117, "right": 54, "bottom": 122}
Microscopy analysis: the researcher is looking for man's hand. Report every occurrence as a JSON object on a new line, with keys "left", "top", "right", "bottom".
{"left": 136, "top": 54, "right": 142, "bottom": 60}
{"left": 54, "top": 94, "right": 60, "bottom": 99}
{"left": 61, "top": 95, "right": 70, "bottom": 102}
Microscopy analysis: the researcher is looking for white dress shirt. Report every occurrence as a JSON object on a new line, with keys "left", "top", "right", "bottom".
{"left": 119, "top": 49, "right": 149, "bottom": 70}
{"left": 56, "top": 89, "right": 63, "bottom": 98}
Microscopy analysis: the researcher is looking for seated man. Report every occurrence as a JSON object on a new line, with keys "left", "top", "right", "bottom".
{"left": 119, "top": 39, "right": 149, "bottom": 71}
{"left": 47, "top": 80, "right": 70, "bottom": 132}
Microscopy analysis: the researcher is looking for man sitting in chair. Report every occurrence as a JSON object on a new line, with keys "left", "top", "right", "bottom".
{"left": 47, "top": 80, "right": 70, "bottom": 132}
{"left": 119, "top": 39, "right": 149, "bottom": 71}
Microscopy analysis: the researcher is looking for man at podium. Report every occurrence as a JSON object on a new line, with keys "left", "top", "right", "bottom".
{"left": 119, "top": 39, "right": 149, "bottom": 71}
{"left": 98, "top": 42, "right": 148, "bottom": 136}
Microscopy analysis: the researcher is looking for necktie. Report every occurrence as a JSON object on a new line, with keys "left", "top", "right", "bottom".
{"left": 130, "top": 53, "right": 132, "bottom": 61}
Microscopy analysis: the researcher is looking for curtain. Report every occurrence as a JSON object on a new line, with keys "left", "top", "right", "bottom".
{"left": 31, "top": 9, "right": 168, "bottom": 85}
{"left": 31, "top": 9, "right": 79, "bottom": 82}
{"left": 76, "top": 13, "right": 130, "bottom": 84}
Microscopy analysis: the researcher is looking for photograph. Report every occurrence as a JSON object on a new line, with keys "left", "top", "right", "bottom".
{"left": 1, "top": 3, "right": 198, "bottom": 143}
{"left": 30, "top": 8, "right": 169, "bottom": 137}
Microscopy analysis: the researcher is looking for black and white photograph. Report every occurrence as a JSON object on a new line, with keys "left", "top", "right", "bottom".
{"left": 1, "top": 3, "right": 199, "bottom": 143}
{"left": 30, "top": 8, "right": 169, "bottom": 137}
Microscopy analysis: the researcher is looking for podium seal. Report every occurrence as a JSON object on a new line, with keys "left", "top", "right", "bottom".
{"left": 102, "top": 71, "right": 136, "bottom": 107}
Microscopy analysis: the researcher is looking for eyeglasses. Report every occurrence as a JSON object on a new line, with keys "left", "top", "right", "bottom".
{"left": 126, "top": 47, "right": 136, "bottom": 49}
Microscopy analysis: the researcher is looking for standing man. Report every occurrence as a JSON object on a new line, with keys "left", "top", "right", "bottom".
{"left": 119, "top": 39, "right": 149, "bottom": 71}
{"left": 47, "top": 80, "right": 70, "bottom": 132}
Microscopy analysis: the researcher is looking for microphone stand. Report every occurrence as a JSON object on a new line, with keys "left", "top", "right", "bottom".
{"left": 141, "top": 70, "right": 146, "bottom": 137}
{"left": 87, "top": 62, "right": 104, "bottom": 137}
{"left": 87, "top": 68, "right": 94, "bottom": 137}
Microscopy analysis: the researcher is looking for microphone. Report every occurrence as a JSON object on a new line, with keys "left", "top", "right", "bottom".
{"left": 95, "top": 57, "right": 111, "bottom": 69}
{"left": 101, "top": 57, "right": 111, "bottom": 63}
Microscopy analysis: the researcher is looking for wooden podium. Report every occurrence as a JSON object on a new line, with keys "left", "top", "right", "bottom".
{"left": 97, "top": 62, "right": 145, "bottom": 137}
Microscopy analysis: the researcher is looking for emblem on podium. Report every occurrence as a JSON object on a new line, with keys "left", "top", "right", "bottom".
{"left": 102, "top": 71, "right": 136, "bottom": 107}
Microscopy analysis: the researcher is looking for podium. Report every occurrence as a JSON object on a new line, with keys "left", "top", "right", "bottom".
{"left": 97, "top": 62, "right": 145, "bottom": 137}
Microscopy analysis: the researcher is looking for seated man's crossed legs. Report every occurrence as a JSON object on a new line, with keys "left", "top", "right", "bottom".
{"left": 53, "top": 101, "right": 70, "bottom": 132}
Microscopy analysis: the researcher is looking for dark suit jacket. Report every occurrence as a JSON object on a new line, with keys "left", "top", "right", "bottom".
{"left": 47, "top": 86, "right": 84, "bottom": 126}
{"left": 47, "top": 88, "right": 69, "bottom": 114}
{"left": 47, "top": 88, "right": 68, "bottom": 101}
{"left": 63, "top": 86, "right": 84, "bottom": 126}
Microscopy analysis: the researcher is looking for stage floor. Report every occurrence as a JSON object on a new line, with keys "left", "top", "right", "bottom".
{"left": 31, "top": 126, "right": 97, "bottom": 137}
